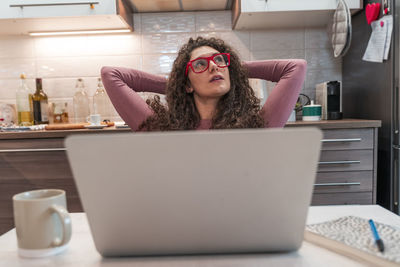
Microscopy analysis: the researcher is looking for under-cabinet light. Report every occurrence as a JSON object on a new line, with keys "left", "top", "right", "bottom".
{"left": 29, "top": 29, "right": 131, "bottom": 36}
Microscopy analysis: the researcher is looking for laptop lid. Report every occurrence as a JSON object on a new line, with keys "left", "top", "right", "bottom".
{"left": 65, "top": 128, "right": 322, "bottom": 257}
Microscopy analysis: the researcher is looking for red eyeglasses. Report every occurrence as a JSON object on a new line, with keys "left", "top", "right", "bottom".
{"left": 185, "top": 53, "right": 230, "bottom": 76}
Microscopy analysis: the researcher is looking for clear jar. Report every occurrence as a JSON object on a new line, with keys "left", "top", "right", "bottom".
{"left": 73, "top": 78, "right": 90, "bottom": 123}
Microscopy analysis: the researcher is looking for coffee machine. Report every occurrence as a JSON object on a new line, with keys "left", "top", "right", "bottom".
{"left": 316, "top": 81, "right": 343, "bottom": 120}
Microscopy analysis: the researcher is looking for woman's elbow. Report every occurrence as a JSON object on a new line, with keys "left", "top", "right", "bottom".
{"left": 291, "top": 59, "right": 307, "bottom": 74}
{"left": 101, "top": 66, "right": 113, "bottom": 80}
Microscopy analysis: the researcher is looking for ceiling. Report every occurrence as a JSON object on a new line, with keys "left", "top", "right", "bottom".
{"left": 128, "top": 0, "right": 232, "bottom": 12}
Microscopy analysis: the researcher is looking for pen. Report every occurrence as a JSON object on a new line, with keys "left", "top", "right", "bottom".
{"left": 368, "top": 219, "right": 385, "bottom": 252}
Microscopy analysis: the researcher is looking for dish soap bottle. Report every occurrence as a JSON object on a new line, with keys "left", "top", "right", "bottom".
{"left": 73, "top": 78, "right": 90, "bottom": 123}
{"left": 31, "top": 78, "right": 49, "bottom": 125}
{"left": 93, "top": 78, "right": 112, "bottom": 121}
{"left": 16, "top": 73, "right": 33, "bottom": 126}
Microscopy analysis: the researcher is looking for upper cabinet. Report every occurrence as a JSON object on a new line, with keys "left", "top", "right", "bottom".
{"left": 232, "top": 0, "right": 363, "bottom": 30}
{"left": 0, "top": 0, "right": 133, "bottom": 35}
{"left": 1, "top": 0, "right": 116, "bottom": 19}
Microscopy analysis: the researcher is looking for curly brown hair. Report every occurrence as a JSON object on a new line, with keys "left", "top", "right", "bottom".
{"left": 139, "top": 36, "right": 265, "bottom": 131}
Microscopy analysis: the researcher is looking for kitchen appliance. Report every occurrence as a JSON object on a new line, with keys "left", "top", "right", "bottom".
{"left": 316, "top": 81, "right": 343, "bottom": 120}
{"left": 342, "top": 0, "right": 399, "bottom": 214}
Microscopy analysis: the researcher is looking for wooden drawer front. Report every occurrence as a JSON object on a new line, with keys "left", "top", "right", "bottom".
{"left": 318, "top": 150, "right": 373, "bottom": 172}
{"left": 0, "top": 138, "right": 65, "bottom": 150}
{"left": 0, "top": 151, "right": 72, "bottom": 180}
{"left": 312, "top": 192, "right": 373, "bottom": 205}
{"left": 321, "top": 129, "right": 373, "bottom": 151}
{"left": 314, "top": 171, "right": 373, "bottom": 193}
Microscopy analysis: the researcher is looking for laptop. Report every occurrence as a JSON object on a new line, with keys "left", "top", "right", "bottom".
{"left": 65, "top": 127, "right": 322, "bottom": 257}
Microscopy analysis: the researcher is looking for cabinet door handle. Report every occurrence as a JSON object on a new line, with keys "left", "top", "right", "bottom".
{"left": 314, "top": 182, "right": 361, "bottom": 187}
{"left": 10, "top": 2, "right": 99, "bottom": 8}
{"left": 321, "top": 138, "right": 362, "bottom": 143}
{"left": 0, "top": 148, "right": 66, "bottom": 153}
{"left": 319, "top": 160, "right": 361, "bottom": 165}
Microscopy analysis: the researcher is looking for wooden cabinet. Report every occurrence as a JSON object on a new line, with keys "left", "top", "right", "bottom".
{"left": 0, "top": 128, "right": 130, "bottom": 235}
{"left": 0, "top": 138, "right": 80, "bottom": 235}
{"left": 313, "top": 128, "right": 377, "bottom": 205}
{"left": 286, "top": 120, "right": 380, "bottom": 206}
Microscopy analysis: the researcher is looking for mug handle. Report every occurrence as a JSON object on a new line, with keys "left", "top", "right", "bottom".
{"left": 50, "top": 204, "right": 72, "bottom": 247}
{"left": 86, "top": 116, "right": 90, "bottom": 123}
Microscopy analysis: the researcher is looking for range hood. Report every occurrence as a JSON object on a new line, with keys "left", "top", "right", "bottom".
{"left": 0, "top": 0, "right": 133, "bottom": 35}
{"left": 128, "top": 0, "right": 231, "bottom": 12}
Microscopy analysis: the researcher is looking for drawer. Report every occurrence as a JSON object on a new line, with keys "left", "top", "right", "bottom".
{"left": 0, "top": 138, "right": 64, "bottom": 150}
{"left": 0, "top": 151, "right": 72, "bottom": 180}
{"left": 318, "top": 150, "right": 373, "bottom": 172}
{"left": 312, "top": 192, "right": 373, "bottom": 205}
{"left": 314, "top": 171, "right": 373, "bottom": 193}
{"left": 321, "top": 129, "right": 374, "bottom": 150}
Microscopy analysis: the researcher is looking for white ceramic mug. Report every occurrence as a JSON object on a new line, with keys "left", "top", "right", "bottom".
{"left": 13, "top": 189, "right": 72, "bottom": 258}
{"left": 86, "top": 114, "right": 101, "bottom": 125}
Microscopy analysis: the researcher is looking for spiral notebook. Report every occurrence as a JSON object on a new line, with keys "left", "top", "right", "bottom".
{"left": 305, "top": 216, "right": 400, "bottom": 267}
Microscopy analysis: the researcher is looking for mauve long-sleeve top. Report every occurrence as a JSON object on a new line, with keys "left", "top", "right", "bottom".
{"left": 100, "top": 59, "right": 307, "bottom": 131}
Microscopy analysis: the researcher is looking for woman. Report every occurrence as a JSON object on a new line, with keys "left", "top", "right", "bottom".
{"left": 101, "top": 37, "right": 307, "bottom": 131}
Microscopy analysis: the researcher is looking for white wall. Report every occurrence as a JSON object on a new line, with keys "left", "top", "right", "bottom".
{"left": 0, "top": 11, "right": 341, "bottom": 122}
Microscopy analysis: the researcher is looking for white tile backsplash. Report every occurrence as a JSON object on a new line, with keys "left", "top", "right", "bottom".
{"left": 251, "top": 49, "right": 305, "bottom": 60}
{"left": 0, "top": 11, "right": 341, "bottom": 119}
{"left": 0, "top": 79, "right": 28, "bottom": 99}
{"left": 142, "top": 54, "right": 177, "bottom": 75}
{"left": 0, "top": 36, "right": 35, "bottom": 59}
{"left": 250, "top": 29, "right": 305, "bottom": 51}
{"left": 142, "top": 33, "right": 193, "bottom": 54}
{"left": 36, "top": 55, "right": 142, "bottom": 78}
{"left": 83, "top": 34, "right": 142, "bottom": 56}
{"left": 0, "top": 58, "right": 36, "bottom": 79}
{"left": 141, "top": 12, "right": 195, "bottom": 33}
{"left": 196, "top": 31, "right": 251, "bottom": 60}
{"left": 35, "top": 36, "right": 90, "bottom": 58}
{"left": 305, "top": 48, "right": 341, "bottom": 70}
{"left": 305, "top": 28, "right": 331, "bottom": 49}
{"left": 196, "top": 11, "right": 232, "bottom": 32}
{"left": 43, "top": 77, "right": 99, "bottom": 98}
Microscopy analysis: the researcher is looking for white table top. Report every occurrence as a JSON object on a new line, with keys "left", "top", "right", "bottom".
{"left": 1, "top": 205, "right": 399, "bottom": 267}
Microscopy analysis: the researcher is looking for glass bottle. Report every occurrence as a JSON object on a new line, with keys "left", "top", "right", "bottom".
{"left": 73, "top": 78, "right": 90, "bottom": 123}
{"left": 31, "top": 78, "right": 49, "bottom": 125}
{"left": 16, "top": 73, "right": 33, "bottom": 126}
{"left": 53, "top": 102, "right": 69, "bottom": 123}
{"left": 93, "top": 78, "right": 112, "bottom": 121}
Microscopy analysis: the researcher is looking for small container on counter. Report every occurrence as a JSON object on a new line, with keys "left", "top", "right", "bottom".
{"left": 302, "top": 100, "right": 322, "bottom": 121}
{"left": 52, "top": 102, "right": 69, "bottom": 124}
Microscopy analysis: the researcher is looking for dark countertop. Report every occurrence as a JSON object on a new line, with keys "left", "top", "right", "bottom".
{"left": 0, "top": 119, "right": 382, "bottom": 140}
{"left": 285, "top": 119, "right": 381, "bottom": 129}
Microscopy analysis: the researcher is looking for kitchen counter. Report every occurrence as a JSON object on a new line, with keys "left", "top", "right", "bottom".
{"left": 0, "top": 126, "right": 131, "bottom": 140}
{"left": 0, "top": 118, "right": 382, "bottom": 235}
{"left": 0, "top": 119, "right": 382, "bottom": 140}
{"left": 286, "top": 119, "right": 381, "bottom": 129}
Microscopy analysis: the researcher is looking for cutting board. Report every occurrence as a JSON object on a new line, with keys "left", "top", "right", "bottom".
{"left": 45, "top": 122, "right": 114, "bottom": 130}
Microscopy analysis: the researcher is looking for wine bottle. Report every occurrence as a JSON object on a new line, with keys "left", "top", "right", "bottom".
{"left": 16, "top": 73, "right": 33, "bottom": 126}
{"left": 73, "top": 78, "right": 90, "bottom": 123}
{"left": 31, "top": 78, "right": 49, "bottom": 125}
{"left": 93, "top": 78, "right": 112, "bottom": 121}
